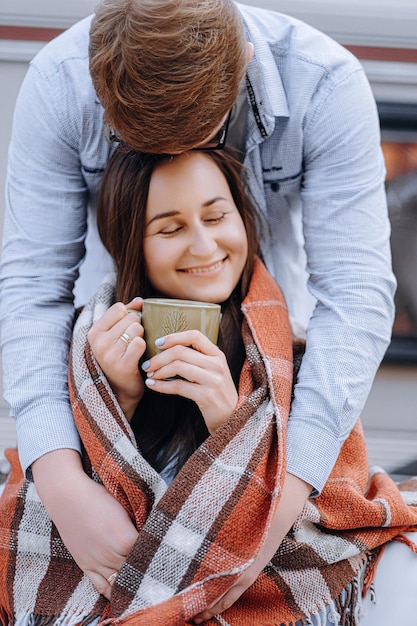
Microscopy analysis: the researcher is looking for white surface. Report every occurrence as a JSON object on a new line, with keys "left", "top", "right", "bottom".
{"left": 2, "top": 0, "right": 416, "bottom": 49}
{"left": 0, "top": 0, "right": 96, "bottom": 28}
{"left": 238, "top": 0, "right": 417, "bottom": 48}
{"left": 362, "top": 364, "right": 417, "bottom": 472}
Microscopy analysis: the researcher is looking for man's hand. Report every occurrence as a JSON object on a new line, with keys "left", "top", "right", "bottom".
{"left": 32, "top": 449, "right": 139, "bottom": 600}
{"left": 192, "top": 473, "right": 312, "bottom": 623}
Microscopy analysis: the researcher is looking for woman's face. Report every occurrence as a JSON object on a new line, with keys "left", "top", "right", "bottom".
{"left": 143, "top": 152, "right": 248, "bottom": 303}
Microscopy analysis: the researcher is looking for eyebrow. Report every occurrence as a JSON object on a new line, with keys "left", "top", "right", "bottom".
{"left": 145, "top": 197, "right": 229, "bottom": 227}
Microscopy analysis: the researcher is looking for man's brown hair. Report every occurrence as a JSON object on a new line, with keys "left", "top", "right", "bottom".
{"left": 89, "top": 0, "right": 248, "bottom": 153}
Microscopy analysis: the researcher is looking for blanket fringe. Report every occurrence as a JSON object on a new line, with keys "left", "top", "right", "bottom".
{"left": 362, "top": 546, "right": 383, "bottom": 598}
{"left": 393, "top": 532, "right": 417, "bottom": 553}
{"left": 302, "top": 563, "right": 367, "bottom": 626}
{"left": 10, "top": 612, "right": 101, "bottom": 626}
{"left": 0, "top": 607, "right": 11, "bottom": 626}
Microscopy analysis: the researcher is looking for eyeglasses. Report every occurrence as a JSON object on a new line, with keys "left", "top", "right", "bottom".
{"left": 195, "top": 110, "right": 232, "bottom": 151}
{"left": 106, "top": 109, "right": 232, "bottom": 153}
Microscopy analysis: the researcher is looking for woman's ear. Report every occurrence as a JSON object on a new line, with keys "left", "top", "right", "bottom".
{"left": 246, "top": 42, "right": 254, "bottom": 64}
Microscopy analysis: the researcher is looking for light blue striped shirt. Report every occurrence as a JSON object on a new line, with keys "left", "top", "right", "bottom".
{"left": 0, "top": 3, "right": 395, "bottom": 493}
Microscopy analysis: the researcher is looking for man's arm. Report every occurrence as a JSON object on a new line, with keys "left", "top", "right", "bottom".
{"left": 0, "top": 52, "right": 139, "bottom": 596}
{"left": 287, "top": 67, "right": 395, "bottom": 494}
{"left": 0, "top": 60, "right": 88, "bottom": 474}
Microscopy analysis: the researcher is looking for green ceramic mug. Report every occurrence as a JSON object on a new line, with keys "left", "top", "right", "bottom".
{"left": 130, "top": 298, "right": 221, "bottom": 360}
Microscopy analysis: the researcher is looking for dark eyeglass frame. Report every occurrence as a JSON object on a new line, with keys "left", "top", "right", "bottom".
{"left": 106, "top": 109, "right": 232, "bottom": 152}
{"left": 194, "top": 110, "right": 232, "bottom": 151}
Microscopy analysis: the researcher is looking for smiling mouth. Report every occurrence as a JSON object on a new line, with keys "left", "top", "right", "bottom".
{"left": 180, "top": 259, "right": 225, "bottom": 274}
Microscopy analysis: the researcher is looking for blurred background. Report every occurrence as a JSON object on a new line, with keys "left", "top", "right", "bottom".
{"left": 1, "top": 0, "right": 416, "bottom": 476}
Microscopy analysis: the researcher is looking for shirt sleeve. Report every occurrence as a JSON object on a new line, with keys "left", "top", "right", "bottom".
{"left": 0, "top": 61, "right": 88, "bottom": 475}
{"left": 285, "top": 67, "right": 396, "bottom": 495}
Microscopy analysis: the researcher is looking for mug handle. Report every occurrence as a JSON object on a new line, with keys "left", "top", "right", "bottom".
{"left": 127, "top": 308, "right": 142, "bottom": 322}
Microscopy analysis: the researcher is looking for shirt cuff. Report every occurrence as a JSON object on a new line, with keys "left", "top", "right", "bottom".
{"left": 15, "top": 403, "right": 81, "bottom": 480}
{"left": 285, "top": 418, "right": 342, "bottom": 497}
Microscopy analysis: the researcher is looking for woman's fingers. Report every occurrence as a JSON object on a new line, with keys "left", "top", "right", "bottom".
{"left": 88, "top": 302, "right": 145, "bottom": 366}
{"left": 142, "top": 331, "right": 229, "bottom": 382}
{"left": 116, "top": 321, "right": 144, "bottom": 351}
{"left": 142, "top": 331, "right": 238, "bottom": 432}
{"left": 87, "top": 301, "right": 147, "bottom": 418}
{"left": 143, "top": 330, "right": 220, "bottom": 370}
{"left": 153, "top": 329, "right": 219, "bottom": 355}
{"left": 89, "top": 302, "right": 143, "bottom": 344}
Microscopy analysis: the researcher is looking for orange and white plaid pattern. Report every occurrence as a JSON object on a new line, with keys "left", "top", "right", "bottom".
{"left": 1, "top": 259, "right": 417, "bottom": 626}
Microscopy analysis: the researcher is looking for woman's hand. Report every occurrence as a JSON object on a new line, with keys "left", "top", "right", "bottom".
{"left": 32, "top": 449, "right": 139, "bottom": 600}
{"left": 192, "top": 473, "right": 312, "bottom": 624}
{"left": 87, "top": 298, "right": 146, "bottom": 420}
{"left": 141, "top": 330, "right": 238, "bottom": 433}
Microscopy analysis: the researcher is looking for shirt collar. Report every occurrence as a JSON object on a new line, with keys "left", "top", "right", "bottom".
{"left": 242, "top": 11, "right": 289, "bottom": 121}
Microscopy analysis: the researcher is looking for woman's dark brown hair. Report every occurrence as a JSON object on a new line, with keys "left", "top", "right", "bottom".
{"left": 97, "top": 147, "right": 262, "bottom": 476}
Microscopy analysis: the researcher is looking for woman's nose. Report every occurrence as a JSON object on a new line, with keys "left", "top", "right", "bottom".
{"left": 188, "top": 226, "right": 217, "bottom": 257}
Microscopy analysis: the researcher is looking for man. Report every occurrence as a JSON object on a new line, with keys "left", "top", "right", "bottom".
{"left": 0, "top": 0, "right": 394, "bottom": 615}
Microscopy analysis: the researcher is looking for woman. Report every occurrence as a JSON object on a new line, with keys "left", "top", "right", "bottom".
{"left": 1, "top": 149, "right": 416, "bottom": 626}
{"left": 89, "top": 148, "right": 267, "bottom": 476}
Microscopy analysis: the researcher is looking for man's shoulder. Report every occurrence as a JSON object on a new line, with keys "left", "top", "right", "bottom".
{"left": 30, "top": 15, "right": 93, "bottom": 74}
{"left": 237, "top": 2, "right": 359, "bottom": 71}
{"left": 22, "top": 15, "right": 102, "bottom": 146}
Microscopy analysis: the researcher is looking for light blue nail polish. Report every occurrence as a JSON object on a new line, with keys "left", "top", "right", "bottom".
{"left": 141, "top": 359, "right": 150, "bottom": 370}
{"left": 146, "top": 378, "right": 155, "bottom": 386}
{"left": 155, "top": 337, "right": 165, "bottom": 347}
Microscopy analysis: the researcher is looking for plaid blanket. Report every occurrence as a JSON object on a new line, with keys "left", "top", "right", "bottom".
{"left": 1, "top": 258, "right": 417, "bottom": 626}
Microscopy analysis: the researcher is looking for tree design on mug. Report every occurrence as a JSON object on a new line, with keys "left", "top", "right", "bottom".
{"left": 161, "top": 310, "right": 192, "bottom": 336}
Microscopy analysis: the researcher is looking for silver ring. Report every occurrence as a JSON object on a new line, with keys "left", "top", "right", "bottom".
{"left": 107, "top": 571, "right": 118, "bottom": 586}
{"left": 119, "top": 332, "right": 131, "bottom": 346}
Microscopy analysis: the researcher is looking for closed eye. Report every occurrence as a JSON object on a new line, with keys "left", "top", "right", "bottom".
{"left": 158, "top": 213, "right": 226, "bottom": 234}
{"left": 204, "top": 212, "right": 226, "bottom": 224}
{"left": 159, "top": 225, "right": 183, "bottom": 236}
